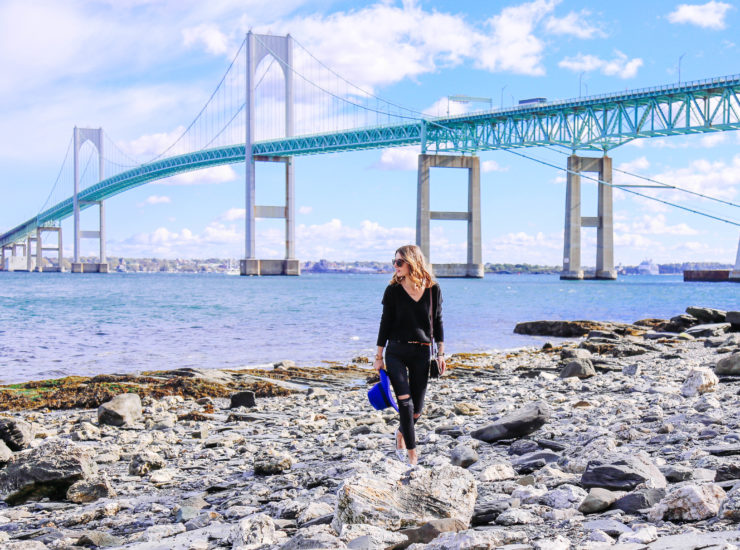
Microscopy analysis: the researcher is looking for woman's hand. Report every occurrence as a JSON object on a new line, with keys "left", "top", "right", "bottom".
{"left": 373, "top": 357, "right": 384, "bottom": 373}
{"left": 437, "top": 355, "right": 447, "bottom": 376}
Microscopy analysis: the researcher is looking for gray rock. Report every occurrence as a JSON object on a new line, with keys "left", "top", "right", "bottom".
{"left": 512, "top": 450, "right": 560, "bottom": 474}
{"left": 561, "top": 348, "right": 592, "bottom": 360}
{"left": 559, "top": 358, "right": 596, "bottom": 379}
{"left": 450, "top": 445, "right": 478, "bottom": 468}
{"left": 281, "top": 525, "right": 346, "bottom": 549}
{"left": 332, "top": 463, "right": 477, "bottom": 532}
{"left": 0, "top": 440, "right": 13, "bottom": 464}
{"left": 583, "top": 519, "right": 633, "bottom": 537}
{"left": 663, "top": 465, "right": 693, "bottom": 482}
{"left": 128, "top": 451, "right": 166, "bottom": 476}
{"left": 230, "top": 391, "right": 256, "bottom": 409}
{"left": 66, "top": 474, "right": 116, "bottom": 503}
{"left": 578, "top": 488, "right": 621, "bottom": 514}
{"left": 229, "top": 513, "right": 277, "bottom": 549}
{"left": 581, "top": 452, "right": 666, "bottom": 491}
{"left": 622, "top": 364, "right": 641, "bottom": 376}
{"left": 715, "top": 353, "right": 740, "bottom": 375}
{"left": 648, "top": 484, "right": 726, "bottom": 522}
{"left": 471, "top": 402, "right": 550, "bottom": 443}
{"left": 685, "top": 323, "right": 731, "bottom": 337}
{"left": 71, "top": 422, "right": 101, "bottom": 442}
{"left": 254, "top": 449, "right": 292, "bottom": 475}
{"left": 97, "top": 393, "right": 142, "bottom": 426}
{"left": 719, "top": 485, "right": 740, "bottom": 522}
{"left": 0, "top": 440, "right": 97, "bottom": 505}
{"left": 649, "top": 531, "right": 740, "bottom": 550}
{"left": 686, "top": 306, "right": 726, "bottom": 323}
{"left": 613, "top": 488, "right": 665, "bottom": 513}
{"left": 727, "top": 310, "right": 740, "bottom": 328}
{"left": 400, "top": 518, "right": 466, "bottom": 546}
{"left": 77, "top": 531, "right": 125, "bottom": 547}
{"left": 0, "top": 419, "right": 34, "bottom": 451}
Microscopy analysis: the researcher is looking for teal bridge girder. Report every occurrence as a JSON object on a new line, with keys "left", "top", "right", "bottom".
{"left": 3, "top": 73, "right": 740, "bottom": 248}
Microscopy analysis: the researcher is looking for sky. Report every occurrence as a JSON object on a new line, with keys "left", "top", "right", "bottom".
{"left": 2, "top": 0, "right": 740, "bottom": 266}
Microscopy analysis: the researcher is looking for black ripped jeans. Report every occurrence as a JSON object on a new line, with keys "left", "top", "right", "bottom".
{"left": 384, "top": 341, "right": 430, "bottom": 451}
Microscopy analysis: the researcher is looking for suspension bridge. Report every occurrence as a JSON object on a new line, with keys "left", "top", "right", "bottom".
{"left": 2, "top": 32, "right": 740, "bottom": 279}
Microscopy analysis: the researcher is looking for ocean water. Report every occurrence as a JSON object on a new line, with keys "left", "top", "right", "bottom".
{"left": 0, "top": 272, "right": 737, "bottom": 384}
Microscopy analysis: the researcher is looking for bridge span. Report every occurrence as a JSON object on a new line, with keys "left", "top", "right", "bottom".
{"left": 2, "top": 33, "right": 740, "bottom": 279}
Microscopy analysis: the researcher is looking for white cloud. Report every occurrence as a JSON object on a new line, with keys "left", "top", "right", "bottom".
{"left": 482, "top": 160, "right": 506, "bottom": 173}
{"left": 138, "top": 195, "right": 171, "bottom": 207}
{"left": 182, "top": 23, "right": 231, "bottom": 55}
{"left": 545, "top": 11, "right": 605, "bottom": 39}
{"left": 476, "top": 0, "right": 557, "bottom": 76}
{"left": 298, "top": 206, "right": 313, "bottom": 215}
{"left": 375, "top": 147, "right": 421, "bottom": 171}
{"left": 618, "top": 157, "right": 650, "bottom": 173}
{"left": 667, "top": 1, "right": 733, "bottom": 29}
{"left": 559, "top": 50, "right": 643, "bottom": 78}
{"left": 699, "top": 133, "right": 727, "bottom": 147}
{"left": 222, "top": 208, "right": 245, "bottom": 221}
{"left": 618, "top": 214, "right": 698, "bottom": 236}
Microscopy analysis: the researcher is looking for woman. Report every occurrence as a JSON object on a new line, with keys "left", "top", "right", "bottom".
{"left": 374, "top": 244, "right": 445, "bottom": 466}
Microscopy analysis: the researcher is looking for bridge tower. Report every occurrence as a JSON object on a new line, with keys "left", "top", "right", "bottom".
{"left": 240, "top": 32, "right": 299, "bottom": 276}
{"left": 730, "top": 234, "right": 740, "bottom": 281}
{"left": 561, "top": 154, "right": 616, "bottom": 280}
{"left": 416, "top": 153, "right": 483, "bottom": 278}
{"left": 72, "top": 127, "right": 108, "bottom": 273}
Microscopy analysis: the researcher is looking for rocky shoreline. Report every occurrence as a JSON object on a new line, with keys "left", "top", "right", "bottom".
{"left": 0, "top": 306, "right": 738, "bottom": 549}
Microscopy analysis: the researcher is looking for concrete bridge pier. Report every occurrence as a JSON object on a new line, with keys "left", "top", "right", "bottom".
{"left": 72, "top": 127, "right": 108, "bottom": 274}
{"left": 36, "top": 227, "right": 64, "bottom": 272}
{"left": 417, "top": 154, "right": 483, "bottom": 278}
{"left": 2, "top": 242, "right": 29, "bottom": 271}
{"left": 26, "top": 234, "right": 38, "bottom": 272}
{"left": 561, "top": 154, "right": 616, "bottom": 280}
{"left": 730, "top": 234, "right": 740, "bottom": 281}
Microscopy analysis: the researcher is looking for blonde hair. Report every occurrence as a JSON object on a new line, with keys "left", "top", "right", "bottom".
{"left": 390, "top": 244, "right": 435, "bottom": 289}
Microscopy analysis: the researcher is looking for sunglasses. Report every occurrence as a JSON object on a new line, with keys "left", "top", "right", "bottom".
{"left": 392, "top": 258, "right": 406, "bottom": 267}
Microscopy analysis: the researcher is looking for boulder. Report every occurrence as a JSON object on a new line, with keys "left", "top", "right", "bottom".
{"left": 450, "top": 445, "right": 478, "bottom": 468}
{"left": 685, "top": 323, "right": 731, "bottom": 338}
{"left": 658, "top": 314, "right": 699, "bottom": 332}
{"left": 512, "top": 450, "right": 560, "bottom": 474}
{"left": 97, "top": 393, "right": 142, "bottom": 426}
{"left": 229, "top": 513, "right": 277, "bottom": 550}
{"left": 332, "top": 463, "right": 477, "bottom": 533}
{"left": 281, "top": 525, "right": 346, "bottom": 549}
{"left": 339, "top": 524, "right": 408, "bottom": 548}
{"left": 254, "top": 449, "right": 292, "bottom": 475}
{"left": 0, "top": 440, "right": 97, "bottom": 505}
{"left": 727, "top": 310, "right": 740, "bottom": 328}
{"left": 66, "top": 473, "right": 116, "bottom": 503}
{"left": 230, "top": 391, "right": 256, "bottom": 409}
{"left": 128, "top": 451, "right": 166, "bottom": 476}
{"left": 681, "top": 368, "right": 719, "bottom": 397}
{"left": 515, "top": 320, "right": 609, "bottom": 337}
{"left": 471, "top": 402, "right": 550, "bottom": 443}
{"left": 581, "top": 451, "right": 666, "bottom": 491}
{"left": 398, "top": 518, "right": 465, "bottom": 546}
{"left": 578, "top": 488, "right": 621, "bottom": 514}
{"left": 559, "top": 359, "right": 596, "bottom": 379}
{"left": 0, "top": 419, "right": 34, "bottom": 451}
{"left": 613, "top": 488, "right": 666, "bottom": 514}
{"left": 420, "top": 528, "right": 528, "bottom": 549}
{"left": 719, "top": 485, "right": 740, "bottom": 522}
{"left": 0, "top": 440, "right": 13, "bottom": 464}
{"left": 479, "top": 463, "right": 516, "bottom": 482}
{"left": 715, "top": 353, "right": 740, "bottom": 375}
{"left": 77, "top": 532, "right": 125, "bottom": 547}
{"left": 648, "top": 484, "right": 726, "bottom": 522}
{"left": 540, "top": 484, "right": 588, "bottom": 509}
{"left": 686, "top": 306, "right": 726, "bottom": 323}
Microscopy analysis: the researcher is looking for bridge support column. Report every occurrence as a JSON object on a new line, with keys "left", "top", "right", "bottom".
{"left": 561, "top": 154, "right": 616, "bottom": 280}
{"left": 417, "top": 154, "right": 483, "bottom": 278}
{"left": 26, "top": 235, "right": 38, "bottom": 272}
{"left": 72, "top": 127, "right": 108, "bottom": 274}
{"left": 730, "top": 234, "right": 740, "bottom": 281}
{"left": 36, "top": 227, "right": 64, "bottom": 272}
{"left": 240, "top": 156, "right": 299, "bottom": 276}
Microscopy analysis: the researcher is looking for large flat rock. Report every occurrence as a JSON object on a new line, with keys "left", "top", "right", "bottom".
{"left": 471, "top": 402, "right": 550, "bottom": 443}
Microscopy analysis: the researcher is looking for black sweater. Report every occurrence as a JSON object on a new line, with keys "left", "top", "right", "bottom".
{"left": 376, "top": 283, "right": 444, "bottom": 347}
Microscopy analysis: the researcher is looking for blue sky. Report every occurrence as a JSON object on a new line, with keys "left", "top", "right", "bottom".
{"left": 1, "top": 0, "right": 740, "bottom": 266}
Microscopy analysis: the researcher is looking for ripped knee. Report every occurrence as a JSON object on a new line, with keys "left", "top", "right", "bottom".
{"left": 398, "top": 394, "right": 410, "bottom": 400}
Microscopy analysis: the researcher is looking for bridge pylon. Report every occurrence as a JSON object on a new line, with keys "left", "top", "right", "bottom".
{"left": 72, "top": 127, "right": 108, "bottom": 274}
{"left": 417, "top": 154, "right": 483, "bottom": 278}
{"left": 561, "top": 154, "right": 616, "bottom": 280}
{"left": 730, "top": 234, "right": 740, "bottom": 281}
{"left": 240, "top": 32, "right": 299, "bottom": 276}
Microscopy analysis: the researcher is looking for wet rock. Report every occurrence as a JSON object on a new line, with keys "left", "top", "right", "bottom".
{"left": 66, "top": 473, "right": 116, "bottom": 503}
{"left": 97, "top": 393, "right": 142, "bottom": 426}
{"left": 686, "top": 306, "right": 726, "bottom": 324}
{"left": 0, "top": 440, "right": 97, "bottom": 505}
{"left": 581, "top": 451, "right": 666, "bottom": 491}
{"left": 613, "top": 488, "right": 665, "bottom": 514}
{"left": 578, "top": 488, "right": 621, "bottom": 514}
{"left": 450, "top": 445, "right": 478, "bottom": 468}
{"left": 128, "top": 451, "right": 166, "bottom": 476}
{"left": 681, "top": 368, "right": 719, "bottom": 397}
{"left": 559, "top": 358, "right": 596, "bottom": 379}
{"left": 648, "top": 483, "right": 726, "bottom": 522}
{"left": 0, "top": 419, "right": 34, "bottom": 451}
{"left": 471, "top": 402, "right": 550, "bottom": 443}
{"left": 715, "top": 353, "right": 740, "bottom": 375}
{"left": 254, "top": 449, "right": 292, "bottom": 475}
{"left": 230, "top": 391, "right": 256, "bottom": 409}
{"left": 229, "top": 513, "right": 277, "bottom": 549}
{"left": 332, "top": 463, "right": 477, "bottom": 532}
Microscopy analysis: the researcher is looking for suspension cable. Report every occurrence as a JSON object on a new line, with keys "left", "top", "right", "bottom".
{"left": 502, "top": 147, "right": 740, "bottom": 227}
{"left": 38, "top": 136, "right": 73, "bottom": 214}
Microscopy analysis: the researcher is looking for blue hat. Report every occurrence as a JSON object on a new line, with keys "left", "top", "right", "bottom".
{"left": 367, "top": 370, "right": 398, "bottom": 412}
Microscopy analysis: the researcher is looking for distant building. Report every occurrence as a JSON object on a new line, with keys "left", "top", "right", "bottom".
{"left": 637, "top": 259, "right": 660, "bottom": 275}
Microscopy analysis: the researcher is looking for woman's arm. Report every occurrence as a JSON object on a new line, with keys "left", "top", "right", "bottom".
{"left": 375, "top": 286, "right": 394, "bottom": 371}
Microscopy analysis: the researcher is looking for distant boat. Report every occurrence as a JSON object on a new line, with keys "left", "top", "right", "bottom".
{"left": 637, "top": 259, "right": 660, "bottom": 275}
